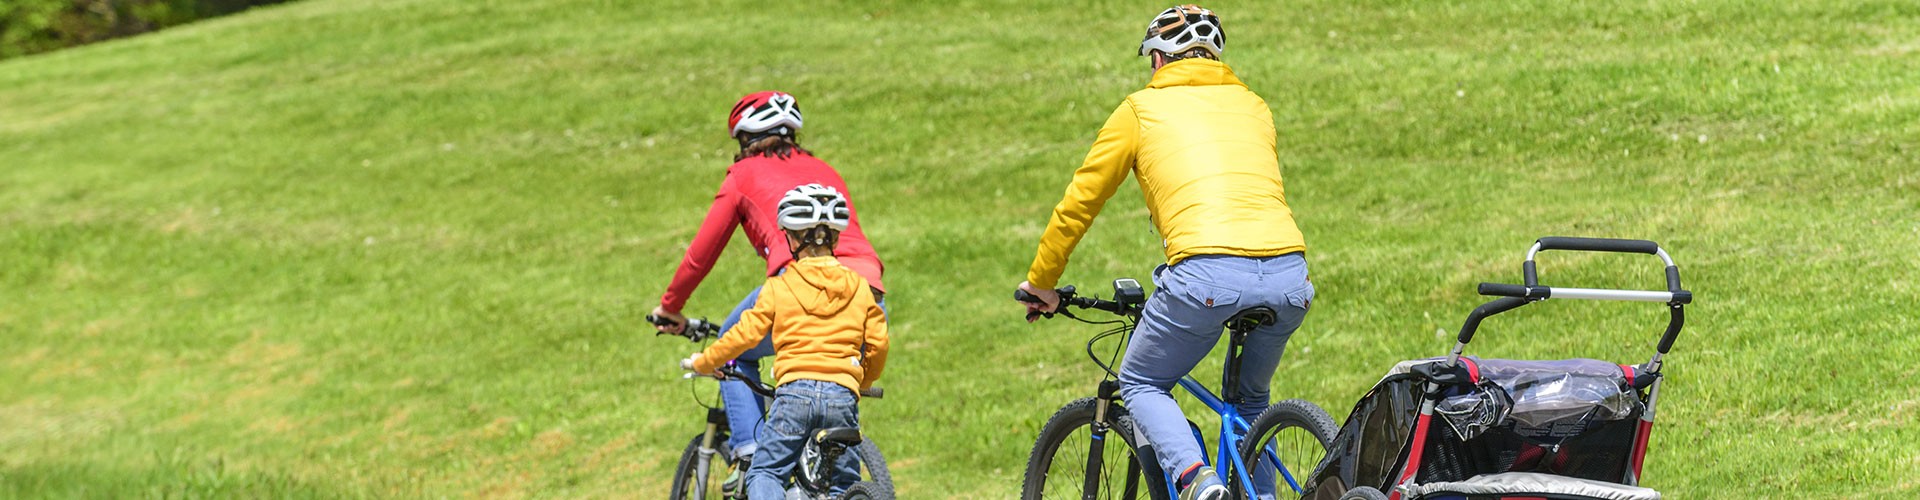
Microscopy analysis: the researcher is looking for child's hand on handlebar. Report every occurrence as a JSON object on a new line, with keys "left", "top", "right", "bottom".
{"left": 651, "top": 306, "right": 688, "bottom": 334}
{"left": 1016, "top": 281, "right": 1061, "bottom": 322}
{"left": 679, "top": 353, "right": 709, "bottom": 375}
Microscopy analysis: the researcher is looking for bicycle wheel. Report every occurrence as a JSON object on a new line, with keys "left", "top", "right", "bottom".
{"left": 1338, "top": 486, "right": 1389, "bottom": 500}
{"left": 670, "top": 432, "right": 736, "bottom": 499}
{"left": 1234, "top": 399, "right": 1338, "bottom": 499}
{"left": 838, "top": 481, "right": 894, "bottom": 500}
{"left": 850, "top": 438, "right": 893, "bottom": 489}
{"left": 1021, "top": 397, "right": 1167, "bottom": 500}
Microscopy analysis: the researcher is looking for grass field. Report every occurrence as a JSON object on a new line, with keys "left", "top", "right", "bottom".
{"left": 3, "top": 0, "right": 1918, "bottom": 497}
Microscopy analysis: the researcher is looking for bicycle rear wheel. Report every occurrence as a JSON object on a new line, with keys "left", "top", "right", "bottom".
{"left": 838, "top": 481, "right": 893, "bottom": 499}
{"left": 849, "top": 438, "right": 893, "bottom": 490}
{"left": 1021, "top": 397, "right": 1167, "bottom": 500}
{"left": 670, "top": 432, "right": 736, "bottom": 499}
{"left": 1235, "top": 399, "right": 1338, "bottom": 499}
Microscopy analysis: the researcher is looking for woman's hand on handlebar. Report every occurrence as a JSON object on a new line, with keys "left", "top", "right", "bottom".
{"left": 1016, "top": 281, "right": 1060, "bottom": 322}
{"left": 650, "top": 306, "right": 687, "bottom": 335}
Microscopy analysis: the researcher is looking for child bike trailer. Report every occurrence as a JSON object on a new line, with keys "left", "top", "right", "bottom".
{"left": 1303, "top": 237, "right": 1691, "bottom": 500}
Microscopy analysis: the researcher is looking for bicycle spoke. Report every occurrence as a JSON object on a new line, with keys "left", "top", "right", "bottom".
{"left": 1251, "top": 425, "right": 1321, "bottom": 498}
{"left": 1039, "top": 427, "right": 1150, "bottom": 499}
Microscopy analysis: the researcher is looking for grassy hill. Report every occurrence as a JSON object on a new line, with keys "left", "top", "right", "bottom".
{"left": 3, "top": 0, "right": 1917, "bottom": 497}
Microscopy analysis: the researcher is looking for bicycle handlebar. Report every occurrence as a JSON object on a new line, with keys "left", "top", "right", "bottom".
{"left": 1015, "top": 284, "right": 1137, "bottom": 321}
{"left": 649, "top": 314, "right": 721, "bottom": 342}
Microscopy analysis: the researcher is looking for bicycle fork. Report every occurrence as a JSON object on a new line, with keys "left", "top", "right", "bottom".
{"left": 1082, "top": 379, "right": 1142, "bottom": 500}
{"left": 695, "top": 407, "right": 727, "bottom": 499}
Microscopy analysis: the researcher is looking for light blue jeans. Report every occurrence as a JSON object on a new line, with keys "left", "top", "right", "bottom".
{"left": 744, "top": 379, "right": 862, "bottom": 500}
{"left": 1118, "top": 253, "right": 1313, "bottom": 497}
{"left": 718, "top": 285, "right": 777, "bottom": 458}
{"left": 718, "top": 285, "right": 886, "bottom": 460}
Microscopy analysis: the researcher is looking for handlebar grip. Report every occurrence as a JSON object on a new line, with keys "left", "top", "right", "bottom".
{"left": 1477, "top": 283, "right": 1547, "bottom": 299}
{"left": 1015, "top": 289, "right": 1042, "bottom": 303}
{"left": 860, "top": 387, "right": 884, "bottom": 399}
{"left": 1536, "top": 237, "right": 1659, "bottom": 255}
{"left": 646, "top": 314, "right": 674, "bottom": 327}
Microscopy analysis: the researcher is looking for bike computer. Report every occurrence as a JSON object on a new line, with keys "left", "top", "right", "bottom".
{"left": 1112, "top": 278, "right": 1145, "bottom": 308}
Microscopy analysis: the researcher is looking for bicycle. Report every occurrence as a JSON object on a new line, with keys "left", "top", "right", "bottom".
{"left": 1017, "top": 279, "right": 1340, "bottom": 500}
{"left": 651, "top": 315, "right": 894, "bottom": 500}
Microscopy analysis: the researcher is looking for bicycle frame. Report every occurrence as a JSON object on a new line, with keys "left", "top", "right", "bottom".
{"left": 1171, "top": 375, "right": 1305, "bottom": 497}
{"left": 1029, "top": 281, "right": 1308, "bottom": 499}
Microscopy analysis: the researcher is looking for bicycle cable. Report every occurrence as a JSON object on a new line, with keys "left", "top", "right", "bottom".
{"left": 690, "top": 370, "right": 720, "bottom": 410}
{"left": 1084, "top": 321, "right": 1135, "bottom": 378}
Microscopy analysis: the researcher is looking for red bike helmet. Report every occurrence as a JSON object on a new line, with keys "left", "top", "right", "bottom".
{"left": 728, "top": 91, "right": 804, "bottom": 138}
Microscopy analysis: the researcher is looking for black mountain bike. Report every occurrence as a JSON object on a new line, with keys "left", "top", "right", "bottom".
{"left": 1017, "top": 279, "right": 1339, "bottom": 500}
{"left": 651, "top": 315, "right": 893, "bottom": 500}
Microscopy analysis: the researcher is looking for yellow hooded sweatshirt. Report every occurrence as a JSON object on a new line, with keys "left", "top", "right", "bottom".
{"left": 693, "top": 256, "right": 889, "bottom": 395}
{"left": 1027, "top": 58, "right": 1307, "bottom": 289}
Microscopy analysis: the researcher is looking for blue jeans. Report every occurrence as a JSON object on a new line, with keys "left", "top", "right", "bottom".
{"left": 1117, "top": 253, "right": 1313, "bottom": 497}
{"left": 718, "top": 286, "right": 887, "bottom": 459}
{"left": 718, "top": 285, "right": 777, "bottom": 458}
{"left": 745, "top": 380, "right": 862, "bottom": 500}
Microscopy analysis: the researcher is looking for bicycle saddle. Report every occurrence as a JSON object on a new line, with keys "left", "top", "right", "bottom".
{"left": 1224, "top": 306, "right": 1278, "bottom": 333}
{"left": 813, "top": 427, "right": 864, "bottom": 446}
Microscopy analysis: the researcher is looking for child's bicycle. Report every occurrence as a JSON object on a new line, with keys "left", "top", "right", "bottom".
{"left": 651, "top": 315, "right": 894, "bottom": 500}
{"left": 1017, "top": 279, "right": 1340, "bottom": 500}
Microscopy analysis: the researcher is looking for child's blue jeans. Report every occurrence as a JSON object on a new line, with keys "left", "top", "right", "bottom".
{"left": 744, "top": 379, "right": 862, "bottom": 500}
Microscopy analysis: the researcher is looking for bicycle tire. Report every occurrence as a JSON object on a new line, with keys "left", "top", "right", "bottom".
{"left": 1233, "top": 399, "right": 1339, "bottom": 499}
{"left": 1021, "top": 397, "right": 1168, "bottom": 500}
{"left": 838, "top": 481, "right": 893, "bottom": 500}
{"left": 670, "top": 432, "right": 736, "bottom": 499}
{"left": 850, "top": 437, "right": 893, "bottom": 490}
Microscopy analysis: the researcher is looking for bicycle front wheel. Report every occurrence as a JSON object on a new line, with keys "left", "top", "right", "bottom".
{"left": 1021, "top": 397, "right": 1167, "bottom": 500}
{"left": 1235, "top": 399, "right": 1338, "bottom": 499}
{"left": 670, "top": 432, "right": 735, "bottom": 499}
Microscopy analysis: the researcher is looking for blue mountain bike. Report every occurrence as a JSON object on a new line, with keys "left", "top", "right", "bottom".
{"left": 1018, "top": 279, "right": 1338, "bottom": 500}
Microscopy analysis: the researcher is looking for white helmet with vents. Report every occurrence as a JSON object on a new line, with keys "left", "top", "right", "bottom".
{"left": 777, "top": 183, "right": 851, "bottom": 233}
{"left": 729, "top": 91, "right": 805, "bottom": 137}
{"left": 1139, "top": 5, "right": 1224, "bottom": 58}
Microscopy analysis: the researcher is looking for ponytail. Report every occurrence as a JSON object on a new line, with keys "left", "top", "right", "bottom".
{"left": 735, "top": 134, "right": 812, "bottom": 161}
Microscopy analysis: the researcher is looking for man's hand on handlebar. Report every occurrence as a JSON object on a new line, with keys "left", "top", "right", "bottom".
{"left": 650, "top": 306, "right": 687, "bottom": 335}
{"left": 1016, "top": 281, "right": 1061, "bottom": 323}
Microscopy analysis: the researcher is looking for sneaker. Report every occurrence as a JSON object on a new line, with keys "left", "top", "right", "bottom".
{"left": 720, "top": 468, "right": 742, "bottom": 496}
{"left": 1178, "top": 467, "right": 1228, "bottom": 500}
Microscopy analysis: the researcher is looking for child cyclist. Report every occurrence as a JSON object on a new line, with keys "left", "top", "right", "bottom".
{"left": 682, "top": 184, "right": 890, "bottom": 499}
{"left": 651, "top": 91, "right": 889, "bottom": 483}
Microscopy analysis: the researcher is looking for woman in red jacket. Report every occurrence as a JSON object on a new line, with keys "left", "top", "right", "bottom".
{"left": 651, "top": 91, "right": 887, "bottom": 476}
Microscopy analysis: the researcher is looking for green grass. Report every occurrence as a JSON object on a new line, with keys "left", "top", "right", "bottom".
{"left": 4, "top": 0, "right": 1918, "bottom": 497}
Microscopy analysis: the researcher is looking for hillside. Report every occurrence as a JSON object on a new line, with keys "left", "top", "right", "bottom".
{"left": 3, "top": 0, "right": 1917, "bottom": 497}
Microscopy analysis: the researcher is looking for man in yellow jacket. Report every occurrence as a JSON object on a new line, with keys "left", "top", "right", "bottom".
{"left": 1016, "top": 6, "right": 1313, "bottom": 500}
{"left": 686, "top": 184, "right": 888, "bottom": 499}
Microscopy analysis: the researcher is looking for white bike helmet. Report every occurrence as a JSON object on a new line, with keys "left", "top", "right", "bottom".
{"left": 777, "top": 183, "right": 851, "bottom": 233}
{"left": 729, "top": 91, "right": 804, "bottom": 137}
{"left": 1139, "top": 5, "right": 1224, "bottom": 58}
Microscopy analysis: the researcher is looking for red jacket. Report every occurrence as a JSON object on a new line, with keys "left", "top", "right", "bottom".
{"left": 661, "top": 152, "right": 886, "bottom": 313}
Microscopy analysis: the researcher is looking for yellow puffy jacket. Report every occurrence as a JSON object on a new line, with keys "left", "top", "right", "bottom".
{"left": 1027, "top": 58, "right": 1307, "bottom": 289}
{"left": 693, "top": 256, "right": 889, "bottom": 395}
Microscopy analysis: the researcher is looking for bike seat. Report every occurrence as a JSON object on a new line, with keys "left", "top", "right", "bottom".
{"left": 1224, "top": 306, "right": 1278, "bottom": 333}
{"left": 813, "top": 427, "right": 864, "bottom": 446}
